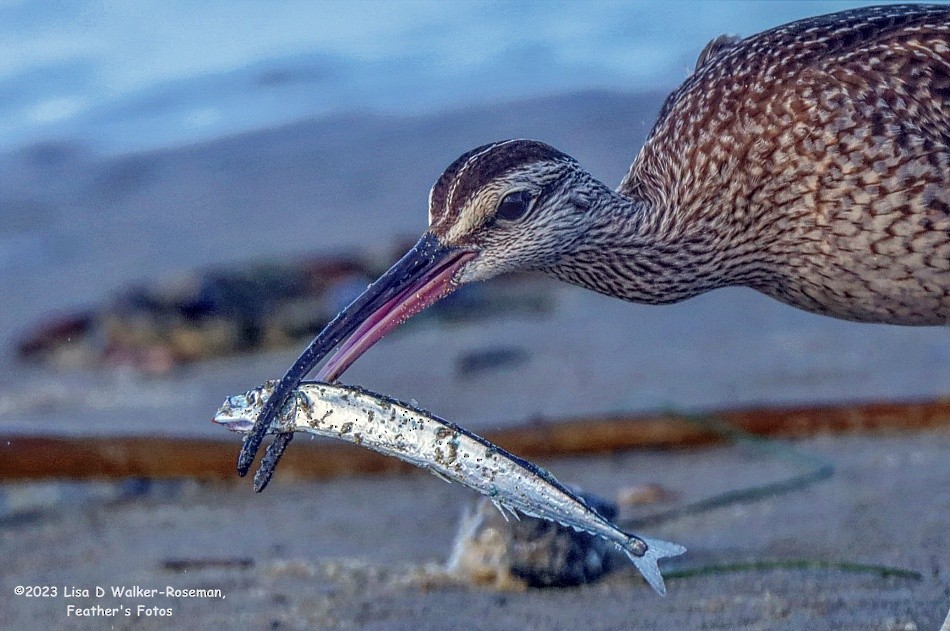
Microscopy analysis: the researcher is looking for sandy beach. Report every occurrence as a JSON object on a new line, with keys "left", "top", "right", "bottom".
{"left": 1, "top": 432, "right": 947, "bottom": 630}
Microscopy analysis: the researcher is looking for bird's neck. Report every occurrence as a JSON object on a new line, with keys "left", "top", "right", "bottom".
{"left": 544, "top": 185, "right": 751, "bottom": 305}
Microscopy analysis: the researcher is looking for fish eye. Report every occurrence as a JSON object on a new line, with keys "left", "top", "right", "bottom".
{"left": 495, "top": 190, "right": 533, "bottom": 223}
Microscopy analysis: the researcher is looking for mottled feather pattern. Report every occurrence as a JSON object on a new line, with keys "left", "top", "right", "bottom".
{"left": 430, "top": 5, "right": 949, "bottom": 325}
{"left": 618, "top": 4, "right": 949, "bottom": 323}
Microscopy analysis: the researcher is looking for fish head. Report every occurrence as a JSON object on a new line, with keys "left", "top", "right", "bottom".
{"left": 214, "top": 380, "right": 295, "bottom": 433}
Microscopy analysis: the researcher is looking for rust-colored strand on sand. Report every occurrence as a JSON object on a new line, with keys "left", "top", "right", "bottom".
{"left": 3, "top": 397, "right": 948, "bottom": 481}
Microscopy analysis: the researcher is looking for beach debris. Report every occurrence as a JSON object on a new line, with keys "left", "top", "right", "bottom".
{"left": 214, "top": 381, "right": 685, "bottom": 595}
{"left": 446, "top": 493, "right": 621, "bottom": 589}
{"left": 161, "top": 557, "right": 254, "bottom": 573}
{"left": 17, "top": 254, "right": 374, "bottom": 372}
{"left": 15, "top": 248, "right": 553, "bottom": 373}
{"left": 454, "top": 346, "right": 531, "bottom": 378}
{"left": 616, "top": 483, "right": 678, "bottom": 508}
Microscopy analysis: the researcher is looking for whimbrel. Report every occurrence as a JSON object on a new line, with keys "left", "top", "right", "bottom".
{"left": 238, "top": 4, "right": 950, "bottom": 489}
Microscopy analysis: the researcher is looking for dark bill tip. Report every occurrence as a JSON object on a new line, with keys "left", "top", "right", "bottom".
{"left": 236, "top": 232, "right": 466, "bottom": 480}
{"left": 252, "top": 432, "right": 294, "bottom": 492}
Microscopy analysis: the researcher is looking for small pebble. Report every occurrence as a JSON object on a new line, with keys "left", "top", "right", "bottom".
{"left": 616, "top": 483, "right": 677, "bottom": 507}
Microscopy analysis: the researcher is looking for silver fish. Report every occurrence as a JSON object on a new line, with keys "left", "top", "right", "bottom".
{"left": 214, "top": 381, "right": 686, "bottom": 595}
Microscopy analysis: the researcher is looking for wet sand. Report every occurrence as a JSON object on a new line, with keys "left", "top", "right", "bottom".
{"left": 1, "top": 432, "right": 947, "bottom": 630}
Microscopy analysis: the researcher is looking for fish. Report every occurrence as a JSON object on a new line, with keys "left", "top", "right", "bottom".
{"left": 214, "top": 381, "right": 686, "bottom": 595}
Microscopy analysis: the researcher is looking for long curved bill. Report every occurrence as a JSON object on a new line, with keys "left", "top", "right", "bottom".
{"left": 237, "top": 232, "right": 475, "bottom": 490}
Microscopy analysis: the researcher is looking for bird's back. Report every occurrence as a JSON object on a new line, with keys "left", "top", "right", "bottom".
{"left": 621, "top": 4, "right": 950, "bottom": 325}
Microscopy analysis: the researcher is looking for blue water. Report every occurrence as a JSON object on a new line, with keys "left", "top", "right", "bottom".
{"left": 0, "top": 0, "right": 884, "bottom": 155}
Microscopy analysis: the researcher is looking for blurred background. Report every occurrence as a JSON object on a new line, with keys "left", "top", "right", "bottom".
{"left": 1, "top": 2, "right": 948, "bottom": 628}
{"left": 1, "top": 0, "right": 947, "bottom": 439}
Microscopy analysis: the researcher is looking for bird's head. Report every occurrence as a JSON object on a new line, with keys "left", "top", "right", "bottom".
{"left": 427, "top": 139, "right": 592, "bottom": 282}
{"left": 276, "top": 139, "right": 597, "bottom": 386}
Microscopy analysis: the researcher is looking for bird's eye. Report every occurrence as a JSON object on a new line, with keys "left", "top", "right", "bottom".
{"left": 495, "top": 190, "right": 533, "bottom": 222}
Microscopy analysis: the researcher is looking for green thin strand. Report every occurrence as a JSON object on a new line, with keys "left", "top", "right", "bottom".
{"left": 623, "top": 413, "right": 834, "bottom": 529}
{"left": 664, "top": 559, "right": 921, "bottom": 581}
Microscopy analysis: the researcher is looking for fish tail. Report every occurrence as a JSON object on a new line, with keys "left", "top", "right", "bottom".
{"left": 622, "top": 536, "right": 686, "bottom": 596}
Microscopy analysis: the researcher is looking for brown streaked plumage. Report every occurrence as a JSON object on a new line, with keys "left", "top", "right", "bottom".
{"left": 239, "top": 4, "right": 950, "bottom": 489}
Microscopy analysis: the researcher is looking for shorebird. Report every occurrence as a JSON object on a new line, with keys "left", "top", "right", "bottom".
{"left": 238, "top": 4, "right": 950, "bottom": 489}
